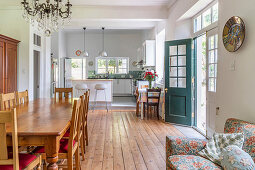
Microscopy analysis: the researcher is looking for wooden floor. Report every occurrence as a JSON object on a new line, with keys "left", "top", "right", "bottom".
{"left": 81, "top": 110, "right": 185, "bottom": 170}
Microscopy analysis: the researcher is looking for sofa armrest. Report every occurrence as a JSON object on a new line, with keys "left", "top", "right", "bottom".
{"left": 166, "top": 136, "right": 207, "bottom": 158}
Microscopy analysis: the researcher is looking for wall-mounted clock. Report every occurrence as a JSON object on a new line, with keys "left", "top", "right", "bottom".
{"left": 223, "top": 16, "right": 245, "bottom": 52}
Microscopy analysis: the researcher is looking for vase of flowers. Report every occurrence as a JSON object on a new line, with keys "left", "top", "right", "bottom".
{"left": 143, "top": 71, "right": 158, "bottom": 89}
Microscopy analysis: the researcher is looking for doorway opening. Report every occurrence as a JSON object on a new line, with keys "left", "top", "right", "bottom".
{"left": 196, "top": 34, "right": 207, "bottom": 134}
{"left": 33, "top": 50, "right": 40, "bottom": 99}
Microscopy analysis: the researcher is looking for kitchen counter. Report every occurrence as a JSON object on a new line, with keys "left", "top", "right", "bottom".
{"left": 73, "top": 79, "right": 114, "bottom": 81}
{"left": 71, "top": 79, "right": 113, "bottom": 102}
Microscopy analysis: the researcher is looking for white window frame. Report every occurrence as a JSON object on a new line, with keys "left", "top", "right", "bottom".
{"left": 95, "top": 57, "right": 129, "bottom": 74}
{"left": 192, "top": 1, "right": 218, "bottom": 37}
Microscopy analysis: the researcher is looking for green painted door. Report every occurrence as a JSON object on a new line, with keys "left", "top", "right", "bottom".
{"left": 165, "top": 39, "right": 194, "bottom": 126}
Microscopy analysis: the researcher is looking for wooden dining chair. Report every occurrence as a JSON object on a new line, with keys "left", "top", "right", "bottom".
{"left": 54, "top": 88, "right": 73, "bottom": 100}
{"left": 0, "top": 92, "right": 16, "bottom": 111}
{"left": 83, "top": 90, "right": 90, "bottom": 146}
{"left": 0, "top": 109, "right": 42, "bottom": 170}
{"left": 34, "top": 99, "right": 81, "bottom": 170}
{"left": 16, "top": 90, "right": 29, "bottom": 105}
{"left": 144, "top": 88, "right": 161, "bottom": 119}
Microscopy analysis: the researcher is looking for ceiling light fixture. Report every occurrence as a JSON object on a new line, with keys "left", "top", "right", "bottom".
{"left": 81, "top": 27, "right": 89, "bottom": 57}
{"left": 99, "top": 27, "right": 108, "bottom": 57}
{"left": 21, "top": 0, "right": 72, "bottom": 36}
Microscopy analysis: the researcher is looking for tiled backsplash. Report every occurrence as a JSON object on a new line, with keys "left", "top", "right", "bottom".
{"left": 88, "top": 71, "right": 144, "bottom": 79}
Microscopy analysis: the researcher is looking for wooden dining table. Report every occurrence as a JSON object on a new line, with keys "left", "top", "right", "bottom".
{"left": 6, "top": 98, "right": 73, "bottom": 170}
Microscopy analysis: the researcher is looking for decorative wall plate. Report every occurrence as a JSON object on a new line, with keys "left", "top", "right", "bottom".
{"left": 223, "top": 16, "right": 245, "bottom": 52}
{"left": 75, "top": 50, "right": 81, "bottom": 56}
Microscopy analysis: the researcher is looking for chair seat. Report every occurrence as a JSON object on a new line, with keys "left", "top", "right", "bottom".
{"left": 63, "top": 129, "right": 70, "bottom": 137}
{"left": 0, "top": 154, "right": 38, "bottom": 170}
{"left": 34, "top": 139, "right": 75, "bottom": 154}
{"left": 75, "top": 84, "right": 88, "bottom": 90}
{"left": 95, "top": 84, "right": 106, "bottom": 90}
{"left": 168, "top": 155, "right": 221, "bottom": 170}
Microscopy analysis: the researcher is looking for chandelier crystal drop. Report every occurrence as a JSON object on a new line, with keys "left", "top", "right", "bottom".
{"left": 21, "top": 0, "right": 72, "bottom": 36}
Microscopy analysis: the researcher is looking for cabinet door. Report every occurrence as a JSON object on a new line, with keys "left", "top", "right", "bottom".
{"left": 5, "top": 43, "right": 17, "bottom": 93}
{"left": 0, "top": 41, "right": 4, "bottom": 93}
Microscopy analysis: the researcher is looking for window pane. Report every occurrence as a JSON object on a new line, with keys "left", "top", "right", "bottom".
{"left": 98, "top": 68, "right": 106, "bottom": 74}
{"left": 170, "top": 78, "right": 177, "bottom": 88}
{"left": 178, "top": 78, "right": 186, "bottom": 88}
{"left": 215, "top": 35, "right": 218, "bottom": 48}
{"left": 215, "top": 49, "right": 218, "bottom": 63}
{"left": 108, "top": 59, "right": 116, "bottom": 74}
{"left": 178, "top": 45, "right": 186, "bottom": 55}
{"left": 97, "top": 59, "right": 106, "bottom": 74}
{"left": 212, "top": 3, "right": 218, "bottom": 22}
{"left": 209, "top": 36, "right": 214, "bottom": 50}
{"left": 178, "top": 56, "right": 186, "bottom": 66}
{"left": 209, "top": 51, "right": 215, "bottom": 64}
{"left": 194, "top": 15, "right": 202, "bottom": 33}
{"left": 170, "top": 56, "right": 177, "bottom": 66}
{"left": 118, "top": 69, "right": 128, "bottom": 74}
{"left": 170, "top": 67, "right": 177, "bottom": 77}
{"left": 209, "top": 64, "right": 215, "bottom": 77}
{"left": 202, "top": 8, "right": 212, "bottom": 28}
{"left": 178, "top": 67, "right": 186, "bottom": 77}
{"left": 209, "top": 78, "right": 215, "bottom": 92}
{"left": 118, "top": 59, "right": 127, "bottom": 69}
{"left": 170, "top": 46, "right": 177, "bottom": 56}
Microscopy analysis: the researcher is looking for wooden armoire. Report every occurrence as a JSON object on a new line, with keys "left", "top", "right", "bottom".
{"left": 0, "top": 34, "right": 20, "bottom": 93}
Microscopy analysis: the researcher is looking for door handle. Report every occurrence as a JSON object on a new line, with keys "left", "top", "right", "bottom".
{"left": 165, "top": 88, "right": 168, "bottom": 93}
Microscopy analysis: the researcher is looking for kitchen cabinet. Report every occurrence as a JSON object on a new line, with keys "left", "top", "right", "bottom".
{"left": 143, "top": 40, "right": 156, "bottom": 67}
{"left": 113, "top": 79, "right": 133, "bottom": 96}
{"left": 0, "top": 34, "right": 19, "bottom": 93}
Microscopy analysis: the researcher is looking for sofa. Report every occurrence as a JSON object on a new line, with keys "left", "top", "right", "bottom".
{"left": 166, "top": 118, "right": 255, "bottom": 169}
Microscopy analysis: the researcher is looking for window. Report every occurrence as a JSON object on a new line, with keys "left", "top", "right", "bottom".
{"left": 193, "top": 2, "right": 218, "bottom": 33}
{"left": 65, "top": 58, "right": 86, "bottom": 80}
{"left": 33, "top": 34, "right": 41, "bottom": 46}
{"left": 96, "top": 57, "right": 129, "bottom": 74}
{"left": 208, "top": 34, "right": 218, "bottom": 92}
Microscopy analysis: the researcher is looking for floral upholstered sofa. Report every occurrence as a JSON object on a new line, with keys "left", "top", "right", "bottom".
{"left": 166, "top": 118, "right": 255, "bottom": 169}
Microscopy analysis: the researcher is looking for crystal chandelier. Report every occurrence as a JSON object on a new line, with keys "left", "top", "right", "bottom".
{"left": 21, "top": 0, "right": 72, "bottom": 36}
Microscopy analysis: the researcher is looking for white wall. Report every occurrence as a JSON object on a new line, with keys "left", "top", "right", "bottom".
{"left": 64, "top": 30, "right": 144, "bottom": 73}
{"left": 215, "top": 0, "right": 255, "bottom": 132}
{"left": 0, "top": 8, "right": 30, "bottom": 91}
{"left": 165, "top": 0, "right": 198, "bottom": 41}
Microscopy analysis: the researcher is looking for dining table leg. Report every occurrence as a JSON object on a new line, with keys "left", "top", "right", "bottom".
{"left": 45, "top": 136, "right": 59, "bottom": 170}
{"left": 140, "top": 102, "right": 144, "bottom": 120}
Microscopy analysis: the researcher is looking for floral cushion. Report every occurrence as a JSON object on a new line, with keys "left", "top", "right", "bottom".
{"left": 166, "top": 136, "right": 207, "bottom": 156}
{"left": 224, "top": 118, "right": 255, "bottom": 162}
{"left": 220, "top": 145, "right": 255, "bottom": 170}
{"left": 198, "top": 133, "right": 244, "bottom": 165}
{"left": 168, "top": 155, "right": 222, "bottom": 170}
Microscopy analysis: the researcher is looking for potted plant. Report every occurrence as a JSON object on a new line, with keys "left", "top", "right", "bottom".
{"left": 143, "top": 71, "right": 158, "bottom": 89}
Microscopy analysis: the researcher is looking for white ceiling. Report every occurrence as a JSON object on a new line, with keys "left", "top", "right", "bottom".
{"left": 71, "top": 0, "right": 176, "bottom": 7}
{"left": 1, "top": 0, "right": 176, "bottom": 7}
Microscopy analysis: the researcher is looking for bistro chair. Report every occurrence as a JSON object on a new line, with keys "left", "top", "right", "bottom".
{"left": 16, "top": 90, "right": 29, "bottom": 105}
{"left": 0, "top": 92, "right": 16, "bottom": 111}
{"left": 143, "top": 88, "right": 161, "bottom": 119}
{"left": 0, "top": 109, "right": 42, "bottom": 170}
{"left": 54, "top": 88, "right": 73, "bottom": 100}
{"left": 33, "top": 99, "right": 82, "bottom": 169}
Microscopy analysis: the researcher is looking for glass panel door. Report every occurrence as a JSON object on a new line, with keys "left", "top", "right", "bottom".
{"left": 165, "top": 39, "right": 193, "bottom": 126}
